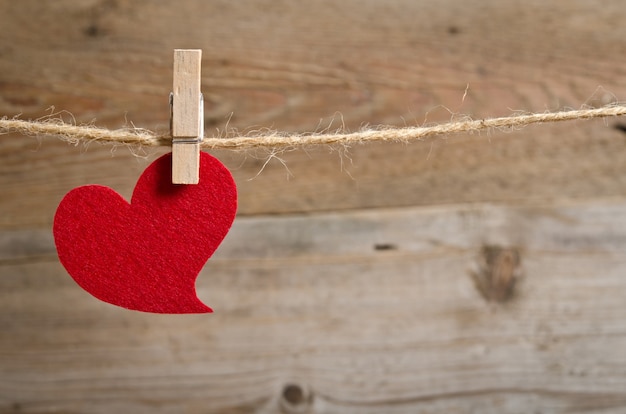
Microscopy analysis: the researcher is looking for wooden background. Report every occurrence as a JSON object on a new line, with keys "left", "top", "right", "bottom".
{"left": 1, "top": 1, "right": 626, "bottom": 412}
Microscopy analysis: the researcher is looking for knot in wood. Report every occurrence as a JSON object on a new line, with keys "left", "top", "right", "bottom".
{"left": 471, "top": 245, "right": 522, "bottom": 303}
{"left": 280, "top": 383, "right": 312, "bottom": 414}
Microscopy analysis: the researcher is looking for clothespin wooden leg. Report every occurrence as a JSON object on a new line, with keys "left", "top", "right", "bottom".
{"left": 171, "top": 49, "right": 203, "bottom": 184}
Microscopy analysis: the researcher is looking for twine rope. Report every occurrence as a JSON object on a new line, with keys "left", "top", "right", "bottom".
{"left": 1, "top": 105, "right": 625, "bottom": 150}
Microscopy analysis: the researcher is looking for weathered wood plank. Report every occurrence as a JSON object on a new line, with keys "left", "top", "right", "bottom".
{"left": 2, "top": 1, "right": 626, "bottom": 413}
{"left": 1, "top": 1, "right": 625, "bottom": 227}
{"left": 2, "top": 201, "right": 626, "bottom": 413}
{"left": 2, "top": 121, "right": 626, "bottom": 229}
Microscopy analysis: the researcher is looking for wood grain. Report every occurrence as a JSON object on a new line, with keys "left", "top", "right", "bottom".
{"left": 172, "top": 50, "right": 202, "bottom": 139}
{"left": 2, "top": 1, "right": 626, "bottom": 412}
{"left": 2, "top": 201, "right": 626, "bottom": 413}
{"left": 1, "top": 0, "right": 625, "bottom": 227}
{"left": 172, "top": 49, "right": 202, "bottom": 184}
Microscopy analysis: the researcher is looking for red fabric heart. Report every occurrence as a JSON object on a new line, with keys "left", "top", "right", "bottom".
{"left": 53, "top": 152, "right": 237, "bottom": 313}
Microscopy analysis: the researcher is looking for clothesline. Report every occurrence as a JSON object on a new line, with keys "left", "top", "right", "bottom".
{"left": 1, "top": 105, "right": 625, "bottom": 150}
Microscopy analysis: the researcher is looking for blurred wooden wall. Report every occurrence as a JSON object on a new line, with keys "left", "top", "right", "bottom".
{"left": 1, "top": 1, "right": 626, "bottom": 413}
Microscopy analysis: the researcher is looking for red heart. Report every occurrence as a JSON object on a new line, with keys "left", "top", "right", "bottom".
{"left": 53, "top": 152, "right": 237, "bottom": 313}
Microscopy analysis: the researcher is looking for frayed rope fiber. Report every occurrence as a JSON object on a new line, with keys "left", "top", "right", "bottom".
{"left": 2, "top": 105, "right": 626, "bottom": 150}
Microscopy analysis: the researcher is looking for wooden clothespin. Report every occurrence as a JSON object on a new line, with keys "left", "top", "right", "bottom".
{"left": 171, "top": 49, "right": 203, "bottom": 184}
